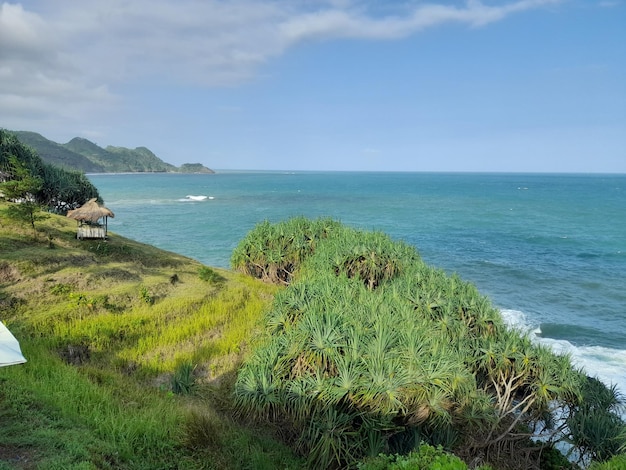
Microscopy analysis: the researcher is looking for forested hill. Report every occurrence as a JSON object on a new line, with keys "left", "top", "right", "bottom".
{"left": 11, "top": 130, "right": 214, "bottom": 174}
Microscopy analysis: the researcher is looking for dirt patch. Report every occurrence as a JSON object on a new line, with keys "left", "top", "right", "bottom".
{"left": 0, "top": 262, "right": 20, "bottom": 283}
{"left": 87, "top": 268, "right": 141, "bottom": 283}
{"left": 0, "top": 445, "right": 38, "bottom": 469}
{"left": 0, "top": 292, "right": 24, "bottom": 313}
{"left": 36, "top": 254, "right": 95, "bottom": 269}
{"left": 152, "top": 372, "right": 173, "bottom": 391}
{"left": 59, "top": 343, "right": 91, "bottom": 365}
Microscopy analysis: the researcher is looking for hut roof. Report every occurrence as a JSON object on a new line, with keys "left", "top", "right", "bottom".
{"left": 67, "top": 198, "right": 114, "bottom": 223}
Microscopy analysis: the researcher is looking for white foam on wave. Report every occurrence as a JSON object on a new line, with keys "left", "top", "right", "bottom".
{"left": 178, "top": 195, "right": 214, "bottom": 202}
{"left": 108, "top": 198, "right": 171, "bottom": 206}
{"left": 500, "top": 309, "right": 626, "bottom": 396}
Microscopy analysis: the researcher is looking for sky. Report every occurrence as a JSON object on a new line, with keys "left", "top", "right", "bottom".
{"left": 1, "top": 0, "right": 625, "bottom": 172}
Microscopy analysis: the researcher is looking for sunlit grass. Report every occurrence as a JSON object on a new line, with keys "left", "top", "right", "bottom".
{"left": 1, "top": 342, "right": 183, "bottom": 468}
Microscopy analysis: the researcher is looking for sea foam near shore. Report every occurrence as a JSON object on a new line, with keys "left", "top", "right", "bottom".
{"left": 501, "top": 309, "right": 626, "bottom": 397}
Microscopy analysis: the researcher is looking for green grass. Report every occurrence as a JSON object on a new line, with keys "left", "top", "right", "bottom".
{"left": 1, "top": 345, "right": 181, "bottom": 468}
{"left": 589, "top": 455, "right": 626, "bottom": 470}
{"left": 0, "top": 203, "right": 302, "bottom": 469}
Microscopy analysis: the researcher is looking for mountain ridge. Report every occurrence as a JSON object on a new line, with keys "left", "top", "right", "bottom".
{"left": 10, "top": 130, "right": 214, "bottom": 174}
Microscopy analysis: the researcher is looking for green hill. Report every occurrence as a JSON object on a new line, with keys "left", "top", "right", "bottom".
{"left": 12, "top": 131, "right": 105, "bottom": 173}
{"left": 0, "top": 203, "right": 300, "bottom": 469}
{"left": 104, "top": 145, "right": 177, "bottom": 173}
{"left": 9, "top": 130, "right": 213, "bottom": 174}
{"left": 179, "top": 163, "right": 215, "bottom": 174}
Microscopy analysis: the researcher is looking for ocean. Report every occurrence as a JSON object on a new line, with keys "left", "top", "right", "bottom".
{"left": 88, "top": 171, "right": 626, "bottom": 394}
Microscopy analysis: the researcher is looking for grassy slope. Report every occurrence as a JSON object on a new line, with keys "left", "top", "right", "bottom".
{"left": 0, "top": 203, "right": 302, "bottom": 470}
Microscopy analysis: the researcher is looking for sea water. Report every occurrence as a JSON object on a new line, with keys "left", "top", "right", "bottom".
{"left": 89, "top": 172, "right": 626, "bottom": 393}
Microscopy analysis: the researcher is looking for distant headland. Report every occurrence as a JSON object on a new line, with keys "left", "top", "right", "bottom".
{"left": 10, "top": 130, "right": 214, "bottom": 174}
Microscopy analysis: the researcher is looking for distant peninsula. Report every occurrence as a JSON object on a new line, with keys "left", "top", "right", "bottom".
{"left": 10, "top": 130, "right": 214, "bottom": 174}
{"left": 178, "top": 163, "right": 214, "bottom": 174}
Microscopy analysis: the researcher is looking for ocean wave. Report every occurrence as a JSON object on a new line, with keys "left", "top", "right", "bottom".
{"left": 500, "top": 309, "right": 626, "bottom": 395}
{"left": 106, "top": 198, "right": 172, "bottom": 206}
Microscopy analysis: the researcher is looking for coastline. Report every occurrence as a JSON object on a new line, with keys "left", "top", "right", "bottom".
{"left": 90, "top": 171, "right": 626, "bottom": 398}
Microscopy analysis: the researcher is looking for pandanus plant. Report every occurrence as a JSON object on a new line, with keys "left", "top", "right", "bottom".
{"left": 233, "top": 218, "right": 594, "bottom": 469}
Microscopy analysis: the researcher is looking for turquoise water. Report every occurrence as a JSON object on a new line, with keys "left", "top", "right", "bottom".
{"left": 89, "top": 172, "right": 626, "bottom": 391}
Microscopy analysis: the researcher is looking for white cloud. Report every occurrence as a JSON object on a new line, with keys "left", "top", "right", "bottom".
{"left": 0, "top": 2, "right": 117, "bottom": 133}
{"left": 0, "top": 3, "right": 49, "bottom": 60}
{"left": 1, "top": 0, "right": 561, "bottom": 132}
{"left": 279, "top": 0, "right": 561, "bottom": 41}
{"left": 597, "top": 1, "right": 621, "bottom": 7}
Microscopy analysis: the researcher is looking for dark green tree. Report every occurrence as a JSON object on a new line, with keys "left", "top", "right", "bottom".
{"left": 0, "top": 129, "right": 44, "bottom": 175}
{"left": 1, "top": 129, "right": 101, "bottom": 213}
{"left": 38, "top": 164, "right": 100, "bottom": 213}
{"left": 0, "top": 156, "right": 46, "bottom": 236}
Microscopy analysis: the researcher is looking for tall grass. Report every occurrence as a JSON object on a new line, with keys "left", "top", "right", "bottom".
{"left": 1, "top": 343, "right": 182, "bottom": 468}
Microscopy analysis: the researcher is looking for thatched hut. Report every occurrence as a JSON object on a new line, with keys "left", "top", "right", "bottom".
{"left": 67, "top": 198, "right": 114, "bottom": 239}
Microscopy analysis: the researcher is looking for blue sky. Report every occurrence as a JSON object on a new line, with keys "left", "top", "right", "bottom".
{"left": 1, "top": 1, "right": 625, "bottom": 172}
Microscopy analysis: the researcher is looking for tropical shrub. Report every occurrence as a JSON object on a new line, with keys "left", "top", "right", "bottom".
{"left": 231, "top": 216, "right": 341, "bottom": 284}
{"left": 233, "top": 218, "right": 585, "bottom": 469}
{"left": 539, "top": 444, "right": 580, "bottom": 470}
{"left": 171, "top": 361, "right": 197, "bottom": 395}
{"left": 566, "top": 376, "right": 626, "bottom": 465}
{"left": 588, "top": 454, "right": 626, "bottom": 470}
{"left": 139, "top": 285, "right": 154, "bottom": 304}
{"left": 358, "top": 444, "right": 471, "bottom": 470}
{"left": 198, "top": 266, "right": 225, "bottom": 284}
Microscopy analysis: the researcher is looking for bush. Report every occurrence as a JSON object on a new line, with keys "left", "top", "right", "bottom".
{"left": 540, "top": 445, "right": 580, "bottom": 470}
{"left": 50, "top": 283, "right": 73, "bottom": 295}
{"left": 358, "top": 444, "right": 470, "bottom": 470}
{"left": 567, "top": 376, "right": 626, "bottom": 464}
{"left": 234, "top": 218, "right": 581, "bottom": 469}
{"left": 171, "top": 361, "right": 197, "bottom": 395}
{"left": 230, "top": 217, "right": 341, "bottom": 285}
{"left": 139, "top": 286, "right": 154, "bottom": 304}
{"left": 198, "top": 266, "right": 225, "bottom": 284}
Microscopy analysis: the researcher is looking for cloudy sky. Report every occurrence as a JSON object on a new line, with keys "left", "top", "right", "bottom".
{"left": 1, "top": 0, "right": 625, "bottom": 172}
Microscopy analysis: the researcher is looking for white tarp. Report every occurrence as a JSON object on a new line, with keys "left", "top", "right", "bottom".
{"left": 0, "top": 321, "right": 26, "bottom": 367}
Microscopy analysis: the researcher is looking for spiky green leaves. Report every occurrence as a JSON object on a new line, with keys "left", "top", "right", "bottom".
{"left": 566, "top": 376, "right": 626, "bottom": 465}
{"left": 233, "top": 218, "right": 587, "bottom": 469}
{"left": 231, "top": 217, "right": 341, "bottom": 285}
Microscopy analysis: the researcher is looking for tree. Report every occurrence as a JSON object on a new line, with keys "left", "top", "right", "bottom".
{"left": 0, "top": 156, "right": 46, "bottom": 236}
{"left": 1, "top": 129, "right": 101, "bottom": 214}
{"left": 38, "top": 164, "right": 100, "bottom": 213}
{"left": 0, "top": 129, "right": 44, "bottom": 176}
